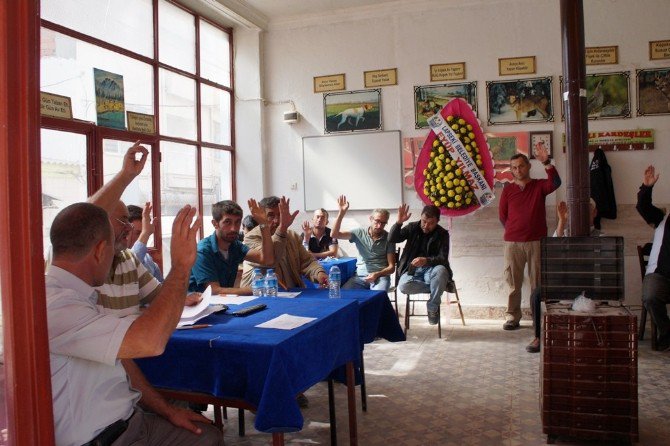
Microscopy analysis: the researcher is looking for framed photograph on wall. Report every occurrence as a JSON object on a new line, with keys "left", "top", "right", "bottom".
{"left": 559, "top": 72, "right": 631, "bottom": 120}
{"left": 323, "top": 89, "right": 381, "bottom": 134}
{"left": 529, "top": 131, "right": 553, "bottom": 159}
{"left": 413, "top": 81, "right": 477, "bottom": 128}
{"left": 637, "top": 67, "right": 670, "bottom": 116}
{"left": 486, "top": 77, "right": 553, "bottom": 125}
{"left": 484, "top": 131, "right": 530, "bottom": 184}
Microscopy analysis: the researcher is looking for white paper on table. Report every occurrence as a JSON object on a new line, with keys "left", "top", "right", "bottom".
{"left": 255, "top": 314, "right": 316, "bottom": 330}
{"left": 210, "top": 294, "right": 258, "bottom": 305}
{"left": 178, "top": 286, "right": 225, "bottom": 327}
{"left": 276, "top": 291, "right": 301, "bottom": 298}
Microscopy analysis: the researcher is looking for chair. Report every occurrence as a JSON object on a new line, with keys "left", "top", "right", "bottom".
{"left": 637, "top": 243, "right": 657, "bottom": 350}
{"left": 387, "top": 248, "right": 401, "bottom": 317}
{"left": 404, "top": 279, "right": 465, "bottom": 338}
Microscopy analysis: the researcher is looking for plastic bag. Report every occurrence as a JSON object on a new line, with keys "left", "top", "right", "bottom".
{"left": 572, "top": 292, "right": 596, "bottom": 313}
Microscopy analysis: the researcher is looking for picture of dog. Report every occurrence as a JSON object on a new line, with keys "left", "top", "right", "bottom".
{"left": 487, "top": 77, "right": 553, "bottom": 125}
{"left": 508, "top": 94, "right": 550, "bottom": 121}
{"left": 334, "top": 104, "right": 373, "bottom": 129}
{"left": 637, "top": 68, "right": 670, "bottom": 116}
{"left": 414, "top": 82, "right": 478, "bottom": 128}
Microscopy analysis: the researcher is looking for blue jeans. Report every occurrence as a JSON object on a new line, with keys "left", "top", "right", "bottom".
{"left": 398, "top": 265, "right": 450, "bottom": 313}
{"left": 343, "top": 275, "right": 390, "bottom": 291}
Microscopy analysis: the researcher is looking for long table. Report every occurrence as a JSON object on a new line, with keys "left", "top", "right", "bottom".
{"left": 137, "top": 297, "right": 361, "bottom": 444}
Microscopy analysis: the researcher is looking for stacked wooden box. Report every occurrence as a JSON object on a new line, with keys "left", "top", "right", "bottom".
{"left": 540, "top": 237, "right": 638, "bottom": 444}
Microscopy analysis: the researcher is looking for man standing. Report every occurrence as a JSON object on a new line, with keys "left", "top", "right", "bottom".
{"left": 389, "top": 204, "right": 452, "bottom": 325}
{"left": 127, "top": 202, "right": 163, "bottom": 282}
{"left": 499, "top": 144, "right": 560, "bottom": 331}
{"left": 301, "top": 208, "right": 338, "bottom": 259}
{"left": 636, "top": 165, "right": 670, "bottom": 351}
{"left": 242, "top": 195, "right": 328, "bottom": 289}
{"left": 331, "top": 195, "right": 395, "bottom": 291}
{"left": 47, "top": 202, "right": 222, "bottom": 446}
{"left": 189, "top": 199, "right": 274, "bottom": 294}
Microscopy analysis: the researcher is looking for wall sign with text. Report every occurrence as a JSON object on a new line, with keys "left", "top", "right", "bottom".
{"left": 40, "top": 92, "right": 73, "bottom": 119}
{"left": 430, "top": 63, "right": 465, "bottom": 82}
{"left": 364, "top": 68, "right": 397, "bottom": 88}
{"left": 314, "top": 74, "right": 346, "bottom": 93}
{"left": 586, "top": 46, "right": 618, "bottom": 65}
{"left": 498, "top": 56, "right": 536, "bottom": 76}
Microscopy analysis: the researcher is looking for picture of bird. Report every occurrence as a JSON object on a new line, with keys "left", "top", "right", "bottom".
{"left": 587, "top": 78, "right": 605, "bottom": 116}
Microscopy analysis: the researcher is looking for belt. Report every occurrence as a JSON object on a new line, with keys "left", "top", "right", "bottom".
{"left": 82, "top": 412, "right": 132, "bottom": 446}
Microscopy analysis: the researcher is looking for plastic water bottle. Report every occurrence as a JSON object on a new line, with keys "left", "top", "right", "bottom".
{"left": 328, "top": 265, "right": 341, "bottom": 298}
{"left": 251, "top": 268, "right": 265, "bottom": 297}
{"left": 265, "top": 268, "right": 278, "bottom": 297}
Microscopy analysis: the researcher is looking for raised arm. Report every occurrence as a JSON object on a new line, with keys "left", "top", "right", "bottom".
{"left": 137, "top": 201, "right": 155, "bottom": 246}
{"left": 636, "top": 165, "right": 665, "bottom": 227}
{"left": 331, "top": 195, "right": 352, "bottom": 240}
{"left": 388, "top": 204, "right": 411, "bottom": 243}
{"left": 88, "top": 142, "right": 148, "bottom": 214}
{"left": 118, "top": 205, "right": 201, "bottom": 358}
{"left": 244, "top": 198, "right": 274, "bottom": 266}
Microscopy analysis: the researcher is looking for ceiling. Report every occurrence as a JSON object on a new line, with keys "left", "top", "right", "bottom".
{"left": 241, "top": 0, "right": 400, "bottom": 21}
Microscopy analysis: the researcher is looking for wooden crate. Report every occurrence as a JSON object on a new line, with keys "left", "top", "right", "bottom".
{"left": 541, "top": 305, "right": 638, "bottom": 444}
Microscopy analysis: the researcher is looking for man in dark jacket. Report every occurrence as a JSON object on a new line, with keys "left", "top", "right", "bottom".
{"left": 636, "top": 165, "right": 670, "bottom": 351}
{"left": 389, "top": 204, "right": 453, "bottom": 325}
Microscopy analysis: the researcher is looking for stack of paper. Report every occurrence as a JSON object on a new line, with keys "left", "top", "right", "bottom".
{"left": 178, "top": 286, "right": 225, "bottom": 327}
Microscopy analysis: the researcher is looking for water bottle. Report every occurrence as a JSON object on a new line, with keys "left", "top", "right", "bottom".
{"left": 251, "top": 268, "right": 265, "bottom": 297}
{"left": 328, "top": 265, "right": 341, "bottom": 298}
{"left": 265, "top": 268, "right": 278, "bottom": 297}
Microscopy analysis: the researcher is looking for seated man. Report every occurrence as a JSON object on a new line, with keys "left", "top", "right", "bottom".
{"left": 47, "top": 202, "right": 221, "bottom": 446}
{"left": 127, "top": 202, "right": 163, "bottom": 282}
{"left": 527, "top": 199, "right": 600, "bottom": 353}
{"left": 189, "top": 199, "right": 273, "bottom": 294}
{"left": 88, "top": 143, "right": 200, "bottom": 315}
{"left": 240, "top": 214, "right": 258, "bottom": 240}
{"left": 636, "top": 165, "right": 670, "bottom": 351}
{"left": 389, "top": 204, "right": 453, "bottom": 325}
{"left": 331, "top": 195, "right": 395, "bottom": 291}
{"left": 242, "top": 195, "right": 328, "bottom": 289}
{"left": 301, "top": 208, "right": 338, "bottom": 259}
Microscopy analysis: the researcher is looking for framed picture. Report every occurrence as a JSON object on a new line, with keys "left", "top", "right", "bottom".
{"left": 486, "top": 77, "right": 553, "bottom": 125}
{"left": 637, "top": 67, "right": 670, "bottom": 116}
{"left": 559, "top": 72, "right": 631, "bottom": 120}
{"left": 323, "top": 89, "right": 381, "bottom": 134}
{"left": 414, "top": 82, "right": 477, "bottom": 128}
{"left": 529, "top": 131, "right": 553, "bottom": 159}
{"left": 484, "top": 131, "right": 530, "bottom": 184}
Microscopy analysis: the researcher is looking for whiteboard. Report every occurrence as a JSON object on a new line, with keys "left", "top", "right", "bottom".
{"left": 303, "top": 131, "right": 402, "bottom": 211}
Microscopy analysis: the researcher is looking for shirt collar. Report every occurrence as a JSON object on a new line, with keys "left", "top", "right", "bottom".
{"left": 46, "top": 264, "right": 98, "bottom": 304}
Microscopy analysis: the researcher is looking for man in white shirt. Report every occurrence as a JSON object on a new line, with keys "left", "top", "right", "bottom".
{"left": 46, "top": 201, "right": 221, "bottom": 446}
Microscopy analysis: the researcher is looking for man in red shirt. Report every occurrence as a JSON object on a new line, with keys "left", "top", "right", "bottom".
{"left": 499, "top": 144, "right": 561, "bottom": 330}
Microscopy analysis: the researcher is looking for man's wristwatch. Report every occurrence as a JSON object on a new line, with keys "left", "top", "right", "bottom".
{"left": 259, "top": 223, "right": 267, "bottom": 230}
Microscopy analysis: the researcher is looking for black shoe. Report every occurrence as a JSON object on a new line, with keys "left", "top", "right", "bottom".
{"left": 428, "top": 311, "right": 439, "bottom": 325}
{"left": 503, "top": 320, "right": 520, "bottom": 330}
{"left": 297, "top": 393, "right": 309, "bottom": 408}
{"left": 657, "top": 335, "right": 670, "bottom": 351}
{"left": 526, "top": 337, "right": 541, "bottom": 353}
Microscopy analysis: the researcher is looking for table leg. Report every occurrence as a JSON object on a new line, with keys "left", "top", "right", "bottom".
{"left": 328, "top": 379, "right": 337, "bottom": 445}
{"left": 346, "top": 362, "right": 358, "bottom": 446}
{"left": 238, "top": 408, "right": 245, "bottom": 436}
{"left": 272, "top": 432, "right": 284, "bottom": 446}
{"left": 360, "top": 352, "right": 367, "bottom": 412}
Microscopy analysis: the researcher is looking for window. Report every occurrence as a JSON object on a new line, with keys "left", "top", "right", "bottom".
{"left": 40, "top": 0, "right": 234, "bottom": 275}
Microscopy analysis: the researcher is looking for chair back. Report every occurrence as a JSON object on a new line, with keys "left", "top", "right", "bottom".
{"left": 393, "top": 247, "right": 401, "bottom": 286}
{"left": 637, "top": 243, "right": 653, "bottom": 280}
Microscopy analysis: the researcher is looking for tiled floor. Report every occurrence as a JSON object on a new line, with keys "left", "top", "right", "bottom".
{"left": 207, "top": 314, "right": 669, "bottom": 445}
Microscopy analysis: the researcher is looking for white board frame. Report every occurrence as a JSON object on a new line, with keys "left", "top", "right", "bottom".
{"left": 302, "top": 130, "right": 402, "bottom": 211}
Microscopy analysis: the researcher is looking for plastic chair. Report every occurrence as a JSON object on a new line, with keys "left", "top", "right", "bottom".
{"left": 386, "top": 248, "right": 401, "bottom": 317}
{"left": 637, "top": 243, "right": 657, "bottom": 350}
{"left": 403, "top": 279, "right": 465, "bottom": 338}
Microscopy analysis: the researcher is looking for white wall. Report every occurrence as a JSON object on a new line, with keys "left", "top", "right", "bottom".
{"left": 234, "top": 0, "right": 670, "bottom": 313}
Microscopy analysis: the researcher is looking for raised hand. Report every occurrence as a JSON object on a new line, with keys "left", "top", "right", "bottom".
{"left": 397, "top": 203, "right": 411, "bottom": 224}
{"left": 169, "top": 205, "right": 201, "bottom": 273}
{"left": 278, "top": 196, "right": 299, "bottom": 233}
{"left": 248, "top": 198, "right": 267, "bottom": 225}
{"left": 643, "top": 165, "right": 659, "bottom": 187}
{"left": 301, "top": 220, "right": 312, "bottom": 239}
{"left": 557, "top": 201, "right": 568, "bottom": 222}
{"left": 141, "top": 202, "right": 155, "bottom": 236}
{"left": 337, "top": 195, "right": 350, "bottom": 214}
{"left": 122, "top": 141, "right": 149, "bottom": 179}
{"left": 534, "top": 141, "right": 549, "bottom": 164}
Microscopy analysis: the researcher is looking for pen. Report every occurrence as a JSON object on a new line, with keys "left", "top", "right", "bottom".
{"left": 176, "top": 324, "right": 212, "bottom": 330}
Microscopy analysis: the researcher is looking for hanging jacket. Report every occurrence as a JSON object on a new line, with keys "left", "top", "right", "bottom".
{"left": 590, "top": 148, "right": 617, "bottom": 229}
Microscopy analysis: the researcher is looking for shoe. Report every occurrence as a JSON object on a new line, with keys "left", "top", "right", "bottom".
{"left": 427, "top": 311, "right": 439, "bottom": 325}
{"left": 657, "top": 335, "right": 670, "bottom": 352}
{"left": 297, "top": 393, "right": 309, "bottom": 408}
{"left": 526, "top": 337, "right": 541, "bottom": 353}
{"left": 503, "top": 320, "right": 520, "bottom": 330}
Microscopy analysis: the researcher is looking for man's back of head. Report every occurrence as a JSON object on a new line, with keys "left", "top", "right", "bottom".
{"left": 51, "top": 203, "right": 112, "bottom": 261}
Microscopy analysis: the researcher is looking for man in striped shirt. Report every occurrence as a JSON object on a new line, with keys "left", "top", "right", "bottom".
{"left": 90, "top": 143, "right": 199, "bottom": 315}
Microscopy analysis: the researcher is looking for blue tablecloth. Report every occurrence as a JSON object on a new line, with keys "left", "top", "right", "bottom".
{"left": 295, "top": 288, "right": 405, "bottom": 345}
{"left": 137, "top": 298, "right": 360, "bottom": 433}
{"left": 303, "top": 257, "right": 357, "bottom": 288}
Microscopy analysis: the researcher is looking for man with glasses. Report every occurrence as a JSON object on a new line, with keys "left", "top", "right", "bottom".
{"left": 331, "top": 195, "right": 396, "bottom": 291}
{"left": 389, "top": 204, "right": 452, "bottom": 325}
{"left": 89, "top": 142, "right": 199, "bottom": 315}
